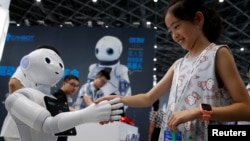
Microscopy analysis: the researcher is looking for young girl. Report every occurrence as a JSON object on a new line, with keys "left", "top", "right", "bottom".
{"left": 96, "top": 0, "right": 250, "bottom": 140}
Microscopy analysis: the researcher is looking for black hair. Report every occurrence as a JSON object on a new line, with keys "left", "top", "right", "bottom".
{"left": 36, "top": 44, "right": 60, "bottom": 56}
{"left": 63, "top": 74, "right": 79, "bottom": 82}
{"left": 152, "top": 99, "right": 160, "bottom": 111}
{"left": 247, "top": 64, "right": 250, "bottom": 73}
{"left": 165, "top": 0, "right": 223, "bottom": 42}
{"left": 96, "top": 69, "right": 110, "bottom": 80}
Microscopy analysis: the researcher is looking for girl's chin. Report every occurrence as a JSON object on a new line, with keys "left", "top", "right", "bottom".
{"left": 180, "top": 45, "right": 188, "bottom": 50}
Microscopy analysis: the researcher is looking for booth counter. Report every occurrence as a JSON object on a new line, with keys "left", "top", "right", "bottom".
{"left": 68, "top": 121, "right": 139, "bottom": 141}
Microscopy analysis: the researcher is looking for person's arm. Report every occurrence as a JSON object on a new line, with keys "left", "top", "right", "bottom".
{"left": 95, "top": 61, "right": 176, "bottom": 108}
{"left": 69, "top": 106, "right": 76, "bottom": 111}
{"left": 210, "top": 47, "right": 250, "bottom": 120}
{"left": 83, "top": 95, "right": 93, "bottom": 106}
{"left": 119, "top": 62, "right": 175, "bottom": 107}
{"left": 8, "top": 78, "right": 23, "bottom": 94}
{"left": 148, "top": 121, "right": 155, "bottom": 141}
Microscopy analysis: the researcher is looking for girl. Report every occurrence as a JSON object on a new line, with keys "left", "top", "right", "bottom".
{"left": 96, "top": 0, "right": 250, "bottom": 140}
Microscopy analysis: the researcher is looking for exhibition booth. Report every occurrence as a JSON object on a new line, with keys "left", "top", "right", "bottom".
{"left": 68, "top": 121, "right": 139, "bottom": 141}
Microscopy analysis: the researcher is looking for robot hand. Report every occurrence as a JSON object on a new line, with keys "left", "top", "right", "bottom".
{"left": 80, "top": 98, "right": 123, "bottom": 123}
{"left": 109, "top": 97, "right": 124, "bottom": 120}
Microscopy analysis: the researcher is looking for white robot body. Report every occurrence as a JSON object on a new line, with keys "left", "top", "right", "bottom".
{"left": 2, "top": 48, "right": 123, "bottom": 141}
{"left": 6, "top": 88, "right": 122, "bottom": 141}
{"left": 88, "top": 35, "right": 131, "bottom": 97}
{"left": 1, "top": 48, "right": 64, "bottom": 140}
{"left": 88, "top": 63, "right": 131, "bottom": 96}
{"left": 95, "top": 36, "right": 122, "bottom": 61}
{"left": 20, "top": 49, "right": 64, "bottom": 87}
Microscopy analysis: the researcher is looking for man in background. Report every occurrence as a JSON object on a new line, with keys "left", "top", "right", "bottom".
{"left": 53, "top": 74, "right": 80, "bottom": 141}
{"left": 73, "top": 69, "right": 110, "bottom": 110}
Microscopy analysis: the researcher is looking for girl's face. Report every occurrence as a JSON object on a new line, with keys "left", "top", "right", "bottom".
{"left": 165, "top": 12, "right": 201, "bottom": 50}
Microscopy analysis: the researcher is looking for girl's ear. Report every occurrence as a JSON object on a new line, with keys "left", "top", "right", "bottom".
{"left": 194, "top": 11, "right": 205, "bottom": 27}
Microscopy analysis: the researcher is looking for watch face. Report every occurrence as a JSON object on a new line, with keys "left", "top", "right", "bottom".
{"left": 201, "top": 103, "right": 212, "bottom": 111}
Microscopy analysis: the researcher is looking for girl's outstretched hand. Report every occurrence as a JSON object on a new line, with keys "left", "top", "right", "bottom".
{"left": 95, "top": 94, "right": 119, "bottom": 104}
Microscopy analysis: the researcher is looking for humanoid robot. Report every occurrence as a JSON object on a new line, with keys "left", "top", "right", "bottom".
{"left": 87, "top": 35, "right": 131, "bottom": 97}
{"left": 4, "top": 48, "right": 123, "bottom": 141}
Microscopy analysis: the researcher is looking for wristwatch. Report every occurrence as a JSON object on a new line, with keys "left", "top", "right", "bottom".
{"left": 199, "top": 103, "right": 213, "bottom": 121}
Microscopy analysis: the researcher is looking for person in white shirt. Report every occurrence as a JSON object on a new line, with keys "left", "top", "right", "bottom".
{"left": 73, "top": 69, "right": 110, "bottom": 109}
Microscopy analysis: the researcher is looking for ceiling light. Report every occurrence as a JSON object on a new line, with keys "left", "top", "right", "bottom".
{"left": 87, "top": 20, "right": 92, "bottom": 27}
{"left": 97, "top": 21, "right": 104, "bottom": 25}
{"left": 240, "top": 47, "right": 244, "bottom": 51}
{"left": 132, "top": 21, "right": 140, "bottom": 26}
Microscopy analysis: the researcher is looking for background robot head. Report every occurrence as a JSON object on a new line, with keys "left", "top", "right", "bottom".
{"left": 95, "top": 35, "right": 123, "bottom": 61}
{"left": 20, "top": 48, "right": 64, "bottom": 87}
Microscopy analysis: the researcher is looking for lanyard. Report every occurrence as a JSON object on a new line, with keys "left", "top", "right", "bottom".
{"left": 174, "top": 43, "right": 213, "bottom": 109}
{"left": 172, "top": 131, "right": 176, "bottom": 141}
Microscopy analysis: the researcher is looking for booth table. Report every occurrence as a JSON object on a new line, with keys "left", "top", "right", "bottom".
{"left": 68, "top": 121, "right": 139, "bottom": 141}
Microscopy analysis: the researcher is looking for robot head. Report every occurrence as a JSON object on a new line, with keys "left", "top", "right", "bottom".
{"left": 20, "top": 48, "right": 64, "bottom": 87}
{"left": 95, "top": 35, "right": 123, "bottom": 61}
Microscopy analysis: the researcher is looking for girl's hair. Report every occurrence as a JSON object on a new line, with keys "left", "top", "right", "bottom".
{"left": 165, "top": 0, "right": 223, "bottom": 42}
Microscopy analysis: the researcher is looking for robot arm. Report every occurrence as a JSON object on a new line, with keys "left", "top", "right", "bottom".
{"left": 43, "top": 101, "right": 122, "bottom": 134}
{"left": 5, "top": 89, "right": 51, "bottom": 132}
{"left": 116, "top": 65, "right": 131, "bottom": 96}
{"left": 5, "top": 88, "right": 123, "bottom": 134}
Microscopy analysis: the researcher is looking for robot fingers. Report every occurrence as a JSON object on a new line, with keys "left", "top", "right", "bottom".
{"left": 109, "top": 97, "right": 121, "bottom": 105}
{"left": 111, "top": 109, "right": 123, "bottom": 116}
{"left": 111, "top": 102, "right": 124, "bottom": 110}
{"left": 109, "top": 97, "right": 124, "bottom": 111}
{"left": 110, "top": 115, "right": 122, "bottom": 121}
{"left": 110, "top": 108, "right": 124, "bottom": 121}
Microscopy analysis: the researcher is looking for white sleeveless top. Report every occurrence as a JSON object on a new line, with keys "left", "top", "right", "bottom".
{"left": 158, "top": 43, "right": 233, "bottom": 141}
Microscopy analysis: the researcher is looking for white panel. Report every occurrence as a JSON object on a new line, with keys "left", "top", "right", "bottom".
{"left": 0, "top": 7, "right": 9, "bottom": 62}
{"left": 0, "top": 0, "right": 11, "bottom": 9}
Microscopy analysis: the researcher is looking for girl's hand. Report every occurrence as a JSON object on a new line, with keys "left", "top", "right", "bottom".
{"left": 167, "top": 108, "right": 200, "bottom": 131}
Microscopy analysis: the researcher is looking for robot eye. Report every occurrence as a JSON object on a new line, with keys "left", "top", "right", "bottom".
{"left": 45, "top": 57, "right": 51, "bottom": 64}
{"left": 59, "top": 63, "right": 64, "bottom": 68}
{"left": 95, "top": 48, "right": 99, "bottom": 55}
{"left": 106, "top": 48, "right": 114, "bottom": 55}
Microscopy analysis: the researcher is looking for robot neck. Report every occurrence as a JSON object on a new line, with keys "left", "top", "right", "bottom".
{"left": 99, "top": 59, "right": 119, "bottom": 66}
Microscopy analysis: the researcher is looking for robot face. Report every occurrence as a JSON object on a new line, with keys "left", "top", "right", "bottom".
{"left": 95, "top": 36, "right": 123, "bottom": 61}
{"left": 20, "top": 48, "right": 64, "bottom": 87}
